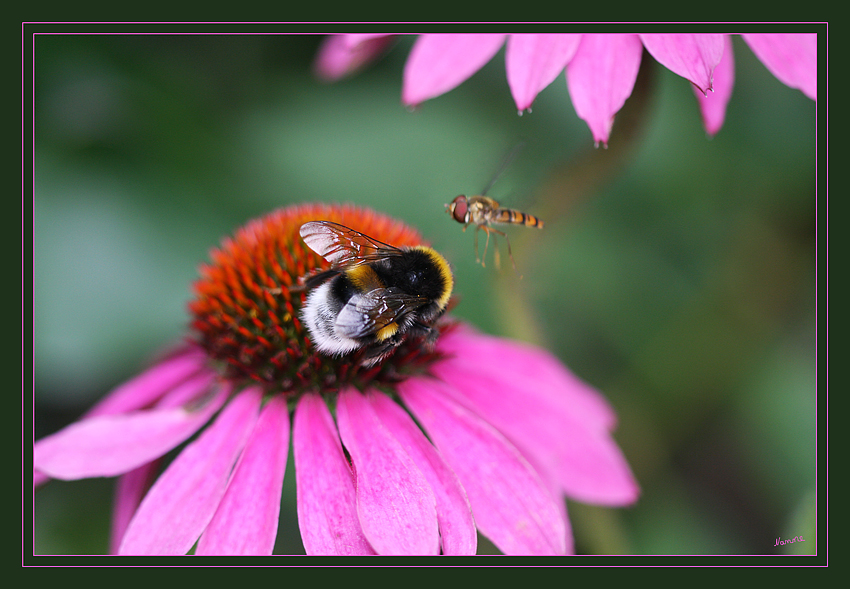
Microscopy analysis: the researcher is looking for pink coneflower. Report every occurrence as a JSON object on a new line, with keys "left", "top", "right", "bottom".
{"left": 34, "top": 204, "right": 638, "bottom": 555}
{"left": 314, "top": 33, "right": 817, "bottom": 145}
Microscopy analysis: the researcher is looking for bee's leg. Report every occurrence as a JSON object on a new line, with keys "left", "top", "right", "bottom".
{"left": 302, "top": 269, "right": 341, "bottom": 290}
{"left": 409, "top": 322, "right": 439, "bottom": 347}
{"left": 268, "top": 283, "right": 309, "bottom": 295}
{"left": 360, "top": 340, "right": 399, "bottom": 366}
{"left": 285, "top": 283, "right": 310, "bottom": 295}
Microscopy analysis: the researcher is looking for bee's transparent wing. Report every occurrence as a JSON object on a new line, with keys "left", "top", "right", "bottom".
{"left": 300, "top": 221, "right": 401, "bottom": 269}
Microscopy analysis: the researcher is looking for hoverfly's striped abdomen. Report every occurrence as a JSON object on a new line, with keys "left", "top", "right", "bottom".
{"left": 493, "top": 208, "right": 544, "bottom": 229}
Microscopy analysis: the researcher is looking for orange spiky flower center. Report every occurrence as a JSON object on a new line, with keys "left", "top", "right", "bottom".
{"left": 188, "top": 204, "right": 449, "bottom": 398}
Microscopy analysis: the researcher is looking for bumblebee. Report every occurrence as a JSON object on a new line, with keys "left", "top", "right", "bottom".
{"left": 298, "top": 221, "right": 454, "bottom": 366}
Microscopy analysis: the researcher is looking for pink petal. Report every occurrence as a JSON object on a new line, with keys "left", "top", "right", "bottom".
{"left": 436, "top": 327, "right": 617, "bottom": 431}
{"left": 402, "top": 33, "right": 506, "bottom": 106}
{"left": 313, "top": 34, "right": 395, "bottom": 81}
{"left": 552, "top": 479, "right": 575, "bottom": 554}
{"left": 742, "top": 33, "right": 817, "bottom": 100}
{"left": 640, "top": 33, "right": 725, "bottom": 95}
{"left": 342, "top": 33, "right": 394, "bottom": 49}
{"left": 33, "top": 470, "right": 49, "bottom": 487}
{"left": 433, "top": 330, "right": 638, "bottom": 505}
{"left": 695, "top": 35, "right": 735, "bottom": 136}
{"left": 110, "top": 461, "right": 161, "bottom": 554}
{"left": 433, "top": 358, "right": 638, "bottom": 506}
{"left": 86, "top": 347, "right": 209, "bottom": 418}
{"left": 118, "top": 388, "right": 262, "bottom": 555}
{"left": 566, "top": 34, "right": 643, "bottom": 146}
{"left": 506, "top": 33, "right": 582, "bottom": 111}
{"left": 336, "top": 388, "right": 440, "bottom": 555}
{"left": 293, "top": 394, "right": 375, "bottom": 555}
{"left": 195, "top": 396, "right": 290, "bottom": 555}
{"left": 398, "top": 377, "right": 568, "bottom": 555}
{"left": 369, "top": 393, "right": 477, "bottom": 555}
{"left": 34, "top": 375, "right": 227, "bottom": 480}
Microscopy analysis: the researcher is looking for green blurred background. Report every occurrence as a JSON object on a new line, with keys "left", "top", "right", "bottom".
{"left": 32, "top": 33, "right": 817, "bottom": 556}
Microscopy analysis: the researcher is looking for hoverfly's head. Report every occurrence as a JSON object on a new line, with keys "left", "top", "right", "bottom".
{"left": 445, "top": 195, "right": 469, "bottom": 224}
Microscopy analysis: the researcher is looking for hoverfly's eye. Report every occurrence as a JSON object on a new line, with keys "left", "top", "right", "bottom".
{"left": 451, "top": 196, "right": 468, "bottom": 223}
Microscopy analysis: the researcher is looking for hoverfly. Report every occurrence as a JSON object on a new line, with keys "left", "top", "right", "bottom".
{"left": 444, "top": 144, "right": 544, "bottom": 270}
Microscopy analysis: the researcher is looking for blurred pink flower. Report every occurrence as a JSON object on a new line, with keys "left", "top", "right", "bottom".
{"left": 34, "top": 204, "right": 638, "bottom": 556}
{"left": 315, "top": 33, "right": 817, "bottom": 145}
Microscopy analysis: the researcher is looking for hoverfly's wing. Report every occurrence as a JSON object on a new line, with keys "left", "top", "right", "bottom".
{"left": 335, "top": 287, "right": 429, "bottom": 340}
{"left": 300, "top": 221, "right": 402, "bottom": 269}
{"left": 480, "top": 141, "right": 525, "bottom": 196}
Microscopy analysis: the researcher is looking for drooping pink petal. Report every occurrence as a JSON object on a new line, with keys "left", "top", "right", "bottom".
{"left": 118, "top": 388, "right": 262, "bottom": 555}
{"left": 368, "top": 392, "right": 477, "bottom": 555}
{"left": 343, "top": 33, "right": 394, "bottom": 48}
{"left": 566, "top": 34, "right": 644, "bottom": 146}
{"left": 640, "top": 33, "right": 725, "bottom": 95}
{"left": 86, "top": 347, "right": 209, "bottom": 418}
{"left": 506, "top": 33, "right": 582, "bottom": 111}
{"left": 110, "top": 460, "right": 161, "bottom": 554}
{"left": 336, "top": 388, "right": 440, "bottom": 555}
{"left": 554, "top": 423, "right": 639, "bottom": 506}
{"left": 695, "top": 34, "right": 735, "bottom": 136}
{"left": 402, "top": 33, "right": 506, "bottom": 106}
{"left": 432, "top": 329, "right": 639, "bottom": 505}
{"left": 34, "top": 375, "right": 227, "bottom": 480}
{"left": 314, "top": 34, "right": 395, "bottom": 81}
{"left": 742, "top": 33, "right": 817, "bottom": 100}
{"left": 195, "top": 396, "right": 290, "bottom": 555}
{"left": 436, "top": 327, "right": 618, "bottom": 431}
{"left": 434, "top": 344, "right": 638, "bottom": 505}
{"left": 293, "top": 394, "right": 375, "bottom": 555}
{"left": 398, "top": 377, "right": 568, "bottom": 555}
